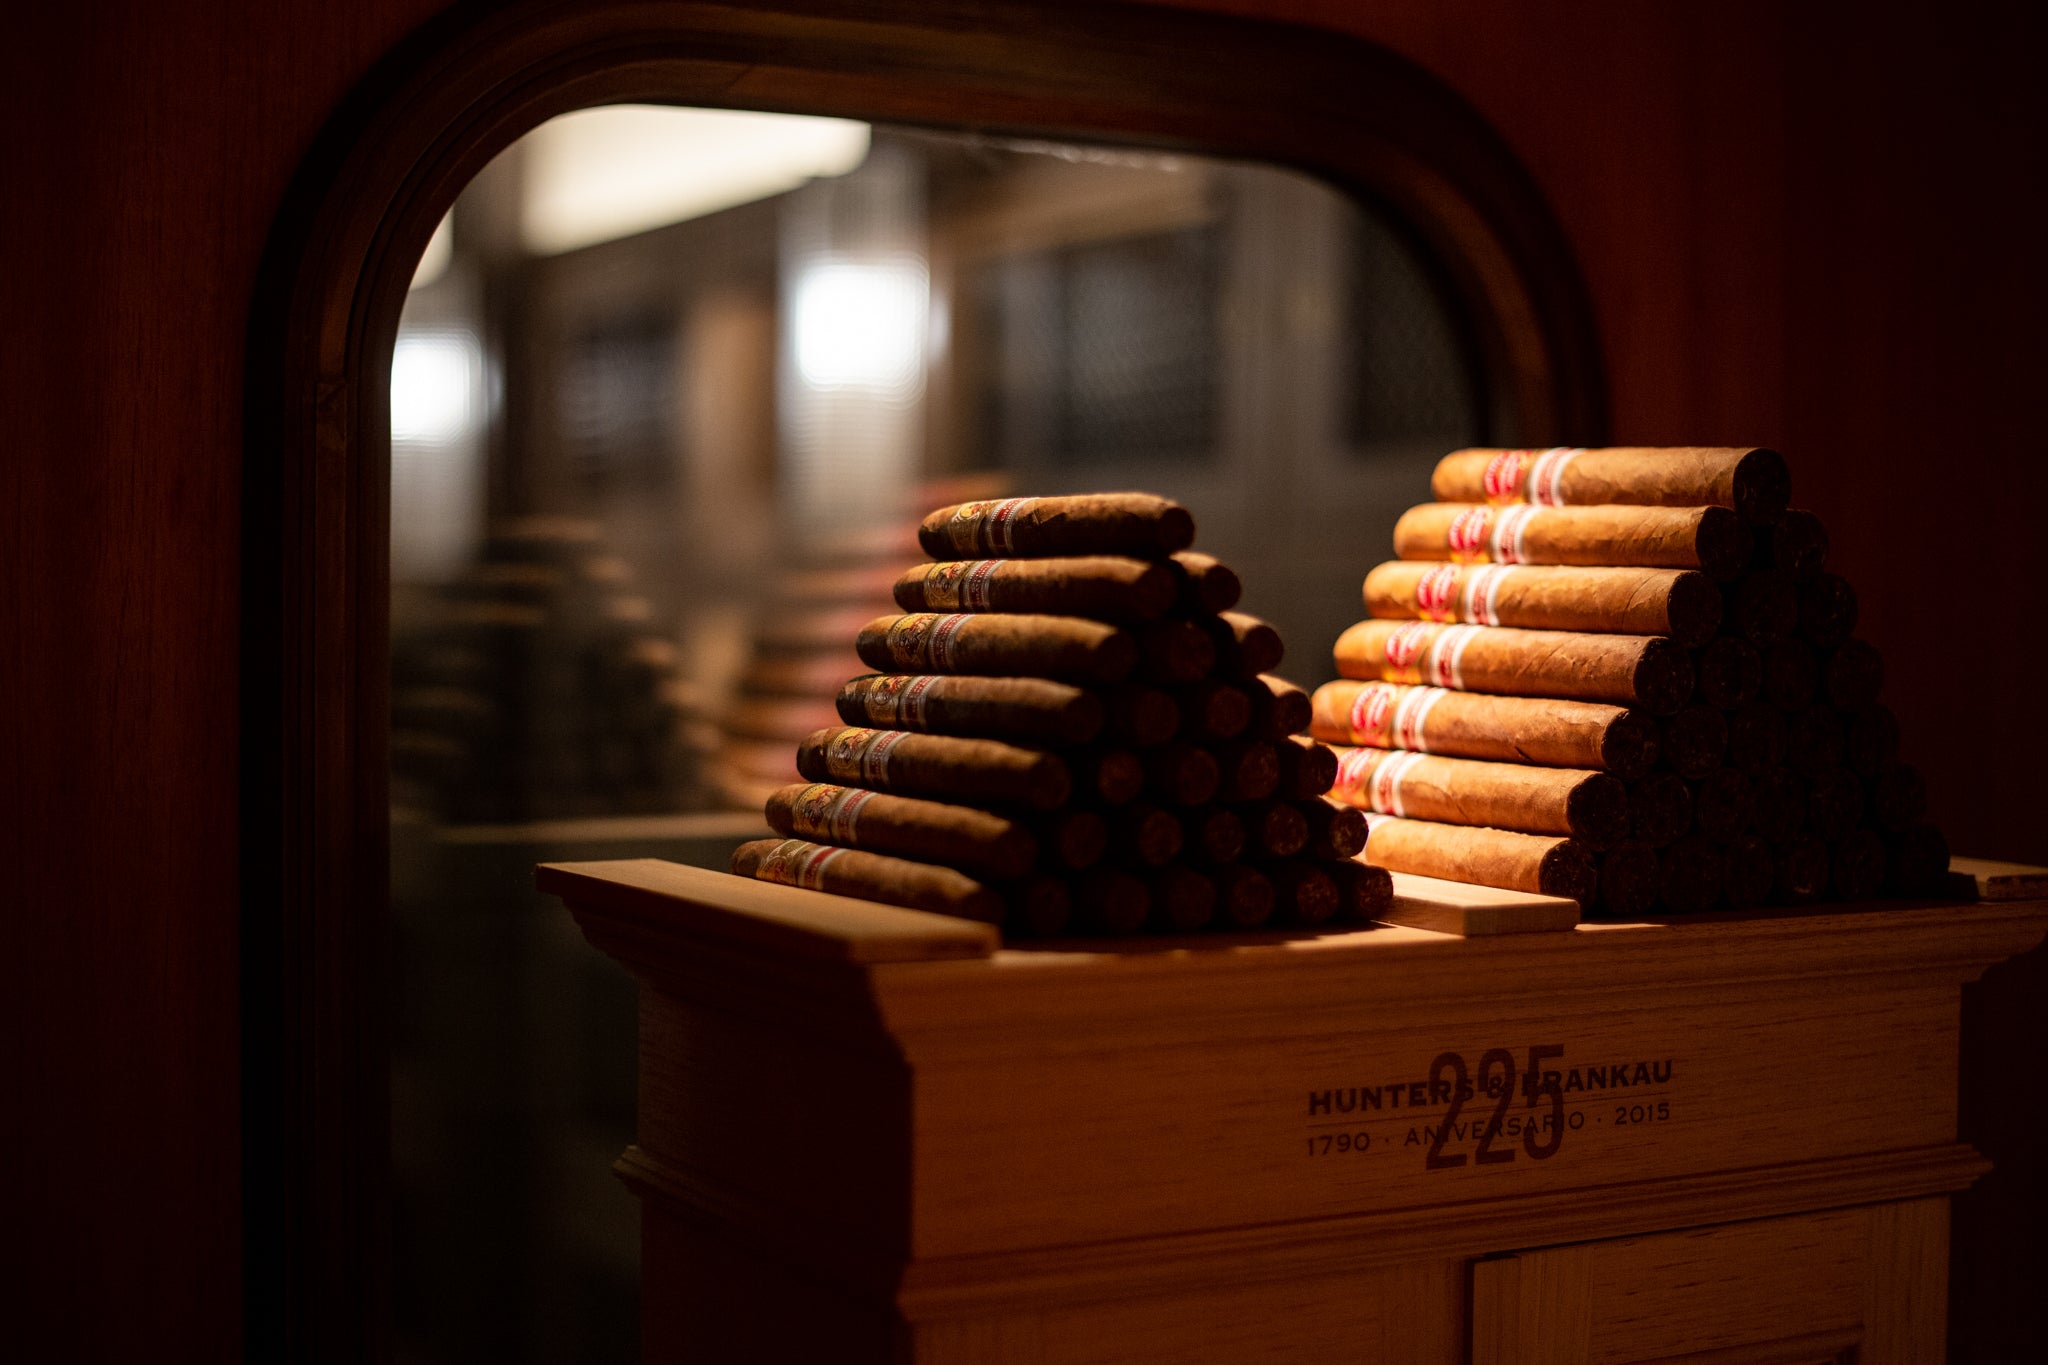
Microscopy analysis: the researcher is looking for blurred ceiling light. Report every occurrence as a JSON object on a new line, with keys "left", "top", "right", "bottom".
{"left": 409, "top": 214, "right": 454, "bottom": 290}
{"left": 390, "top": 331, "right": 480, "bottom": 443}
{"left": 791, "top": 259, "right": 928, "bottom": 395}
{"left": 521, "top": 106, "right": 872, "bottom": 255}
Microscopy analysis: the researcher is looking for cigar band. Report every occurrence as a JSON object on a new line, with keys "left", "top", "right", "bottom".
{"left": 884, "top": 614, "right": 938, "bottom": 669}
{"left": 858, "top": 675, "right": 904, "bottom": 727}
{"left": 1367, "top": 749, "right": 1428, "bottom": 817}
{"left": 1391, "top": 686, "right": 1447, "bottom": 751}
{"left": 896, "top": 674, "right": 938, "bottom": 727}
{"left": 792, "top": 782, "right": 846, "bottom": 834}
{"left": 1446, "top": 506, "right": 1494, "bottom": 563}
{"left": 1527, "top": 447, "right": 1582, "bottom": 507}
{"left": 949, "top": 497, "right": 1032, "bottom": 555}
{"left": 1424, "top": 623, "right": 1482, "bottom": 691}
{"left": 821, "top": 785, "right": 876, "bottom": 843}
{"left": 856, "top": 728, "right": 910, "bottom": 786}
{"left": 1460, "top": 564, "right": 1516, "bottom": 626}
{"left": 1488, "top": 504, "right": 1540, "bottom": 565}
{"left": 1381, "top": 621, "right": 1437, "bottom": 684}
{"left": 924, "top": 559, "right": 1003, "bottom": 610}
{"left": 961, "top": 559, "right": 1002, "bottom": 610}
{"left": 1414, "top": 564, "right": 1462, "bottom": 621}
{"left": 825, "top": 727, "right": 876, "bottom": 781}
{"left": 1335, "top": 746, "right": 1381, "bottom": 801}
{"left": 926, "top": 613, "right": 971, "bottom": 670}
{"left": 1483, "top": 450, "right": 1533, "bottom": 503}
{"left": 759, "top": 838, "right": 844, "bottom": 891}
{"left": 1348, "top": 681, "right": 1398, "bottom": 744}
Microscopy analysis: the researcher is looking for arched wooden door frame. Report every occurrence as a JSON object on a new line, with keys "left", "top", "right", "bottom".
{"left": 242, "top": 1, "right": 1607, "bottom": 1356}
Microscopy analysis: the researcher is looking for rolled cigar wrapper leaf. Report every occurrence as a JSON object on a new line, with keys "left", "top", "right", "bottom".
{"left": 1260, "top": 861, "right": 1340, "bottom": 926}
{"left": 1071, "top": 748, "right": 1146, "bottom": 805}
{"left": 1796, "top": 574, "right": 1858, "bottom": 649}
{"left": 1628, "top": 773, "right": 1694, "bottom": 848}
{"left": 1787, "top": 706, "right": 1846, "bottom": 777}
{"left": 1247, "top": 674, "right": 1313, "bottom": 742}
{"left": 1725, "top": 833, "right": 1776, "bottom": 911}
{"left": 1133, "top": 617, "right": 1218, "bottom": 685}
{"left": 1722, "top": 570, "right": 1799, "bottom": 647}
{"left": 1186, "top": 806, "right": 1247, "bottom": 865}
{"left": 1331, "top": 745, "right": 1629, "bottom": 849}
{"left": 1211, "top": 739, "right": 1281, "bottom": 803}
{"left": 1750, "top": 768, "right": 1809, "bottom": 846}
{"left": 1004, "top": 875, "right": 1074, "bottom": 937}
{"left": 766, "top": 782, "right": 1038, "bottom": 879}
{"left": 1300, "top": 796, "right": 1369, "bottom": 861}
{"left": 1312, "top": 677, "right": 1658, "bottom": 780}
{"left": 1657, "top": 834, "right": 1727, "bottom": 914}
{"left": 1102, "top": 684, "right": 1181, "bottom": 748}
{"left": 1197, "top": 611, "right": 1284, "bottom": 678}
{"left": 1175, "top": 677, "right": 1252, "bottom": 741}
{"left": 1142, "top": 741, "right": 1220, "bottom": 807}
{"left": 1145, "top": 864, "right": 1218, "bottom": 933}
{"left": 1393, "top": 502, "right": 1752, "bottom": 581}
{"left": 920, "top": 493, "right": 1195, "bottom": 560}
{"left": 1327, "top": 859, "right": 1394, "bottom": 921}
{"left": 894, "top": 555, "right": 1175, "bottom": 624}
{"left": 1725, "top": 700, "right": 1788, "bottom": 773}
{"left": 1693, "top": 636, "right": 1762, "bottom": 711}
{"left": 1074, "top": 868, "right": 1151, "bottom": 935}
{"left": 857, "top": 612, "right": 1136, "bottom": 686}
{"left": 1762, "top": 639, "right": 1819, "bottom": 711}
{"left": 1829, "top": 828, "right": 1887, "bottom": 901}
{"left": 1334, "top": 618, "right": 1694, "bottom": 715}
{"left": 797, "top": 725, "right": 1070, "bottom": 811}
{"left": 1774, "top": 836, "right": 1830, "bottom": 903}
{"left": 1211, "top": 863, "right": 1276, "bottom": 927}
{"left": 1364, "top": 560, "right": 1722, "bottom": 647}
{"left": 1169, "top": 551, "right": 1242, "bottom": 613}
{"left": 1361, "top": 814, "right": 1598, "bottom": 902}
{"left": 1239, "top": 800, "right": 1310, "bottom": 858}
{"left": 1693, "top": 769, "right": 1755, "bottom": 843}
{"left": 1661, "top": 705, "right": 1729, "bottom": 780}
{"left": 1756, "top": 509, "right": 1828, "bottom": 577}
{"left": 1108, "top": 801, "right": 1185, "bottom": 867}
{"left": 837, "top": 673, "right": 1104, "bottom": 746}
{"left": 1432, "top": 446, "right": 1790, "bottom": 527}
{"left": 1034, "top": 808, "right": 1108, "bottom": 869}
{"left": 1594, "top": 842, "right": 1660, "bottom": 919}
{"left": 1806, "top": 767, "right": 1865, "bottom": 843}
{"left": 1274, "top": 734, "right": 1339, "bottom": 800}
{"left": 1884, "top": 824, "right": 1951, "bottom": 897}
{"left": 1823, "top": 639, "right": 1885, "bottom": 711}
{"left": 732, "top": 837, "right": 1005, "bottom": 924}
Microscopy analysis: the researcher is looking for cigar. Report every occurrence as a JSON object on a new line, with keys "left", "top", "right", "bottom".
{"left": 1725, "top": 701, "right": 1788, "bottom": 774}
{"left": 1722, "top": 570, "right": 1798, "bottom": 647}
{"left": 1629, "top": 773, "right": 1695, "bottom": 848}
{"left": 1658, "top": 834, "right": 1727, "bottom": 914}
{"left": 1212, "top": 863, "right": 1276, "bottom": 927}
{"left": 1334, "top": 619, "right": 1695, "bottom": 715}
{"left": 1299, "top": 797, "right": 1369, "bottom": 861}
{"left": 733, "top": 837, "right": 1004, "bottom": 923}
{"left": 1693, "top": 637, "right": 1762, "bottom": 710}
{"left": 1822, "top": 639, "right": 1884, "bottom": 711}
{"left": 1212, "top": 739, "right": 1281, "bottom": 803}
{"left": 1869, "top": 765, "right": 1926, "bottom": 834}
{"left": 1142, "top": 741, "right": 1220, "bottom": 806}
{"left": 1197, "top": 611, "right": 1285, "bottom": 677}
{"left": 766, "top": 782, "right": 1038, "bottom": 879}
{"left": 1035, "top": 808, "right": 1108, "bottom": 869}
{"left": 1806, "top": 768, "right": 1865, "bottom": 843}
{"left": 1724, "top": 834, "right": 1776, "bottom": 910}
{"left": 1757, "top": 509, "right": 1828, "bottom": 577}
{"left": 725, "top": 697, "right": 846, "bottom": 743}
{"left": 1330, "top": 746, "right": 1629, "bottom": 848}
{"left": 1134, "top": 618, "right": 1218, "bottom": 684}
{"left": 920, "top": 493, "right": 1195, "bottom": 560}
{"left": 1145, "top": 864, "right": 1217, "bottom": 932}
{"left": 1312, "top": 678, "right": 1660, "bottom": 780}
{"left": 1394, "top": 502, "right": 1753, "bottom": 581}
{"left": 1661, "top": 705, "right": 1730, "bottom": 780}
{"left": 1773, "top": 836, "right": 1830, "bottom": 903}
{"left": 1327, "top": 859, "right": 1394, "bottom": 921}
{"left": 1844, "top": 704, "right": 1900, "bottom": 779}
{"left": 1884, "top": 824, "right": 1951, "bottom": 897}
{"left": 1185, "top": 806, "right": 1247, "bottom": 864}
{"left": 797, "top": 726, "right": 1070, "bottom": 811}
{"left": 1693, "top": 769, "right": 1755, "bottom": 842}
{"left": 1108, "top": 801, "right": 1185, "bottom": 867}
{"left": 1102, "top": 685, "right": 1181, "bottom": 747}
{"left": 1762, "top": 639, "right": 1818, "bottom": 711}
{"left": 1786, "top": 706, "right": 1846, "bottom": 777}
{"left": 1175, "top": 678, "right": 1252, "bottom": 741}
{"left": 1830, "top": 828, "right": 1887, "bottom": 901}
{"left": 1074, "top": 868, "right": 1151, "bottom": 935}
{"left": 1594, "top": 842, "right": 1661, "bottom": 918}
{"left": 1239, "top": 800, "right": 1310, "bottom": 858}
{"left": 1797, "top": 574, "right": 1858, "bottom": 649}
{"left": 1431, "top": 446, "right": 1791, "bottom": 527}
{"left": 743, "top": 652, "right": 866, "bottom": 698}
{"left": 1262, "top": 861, "right": 1340, "bottom": 926}
{"left": 857, "top": 613, "right": 1137, "bottom": 685}
{"left": 1169, "top": 551, "right": 1242, "bottom": 613}
{"left": 1246, "top": 674, "right": 1313, "bottom": 742}
{"left": 1361, "top": 814, "right": 1599, "bottom": 902}
{"left": 838, "top": 674, "right": 1105, "bottom": 746}
{"left": 1071, "top": 748, "right": 1145, "bottom": 805}
{"left": 894, "top": 556, "right": 1176, "bottom": 624}
{"left": 1750, "top": 768, "right": 1808, "bottom": 846}
{"left": 1364, "top": 560, "right": 1723, "bottom": 647}
{"left": 1005, "top": 875, "right": 1074, "bottom": 936}
{"left": 1274, "top": 735, "right": 1339, "bottom": 801}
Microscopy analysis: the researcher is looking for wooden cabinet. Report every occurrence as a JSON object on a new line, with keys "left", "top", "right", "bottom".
{"left": 541, "top": 859, "right": 2046, "bottom": 1363}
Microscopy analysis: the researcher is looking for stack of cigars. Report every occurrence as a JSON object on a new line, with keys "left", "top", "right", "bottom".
{"left": 1318, "top": 445, "right": 1949, "bottom": 916}
{"left": 731, "top": 493, "right": 1393, "bottom": 934}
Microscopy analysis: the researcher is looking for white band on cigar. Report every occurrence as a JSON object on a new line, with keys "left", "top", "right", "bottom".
{"left": 1392, "top": 685, "right": 1447, "bottom": 751}
{"left": 1489, "top": 503, "right": 1539, "bottom": 564}
{"left": 1425, "top": 624, "right": 1482, "bottom": 690}
{"left": 961, "top": 560, "right": 1001, "bottom": 610}
{"left": 760, "top": 838, "right": 844, "bottom": 891}
{"left": 1528, "top": 447, "right": 1582, "bottom": 506}
{"left": 897, "top": 674, "right": 936, "bottom": 727}
{"left": 1461, "top": 564, "right": 1515, "bottom": 626}
{"left": 1368, "top": 750, "right": 1428, "bottom": 817}
{"left": 858, "top": 729, "right": 908, "bottom": 786}
{"left": 926, "top": 614, "right": 969, "bottom": 670}
{"left": 823, "top": 785, "right": 874, "bottom": 844}
{"left": 984, "top": 497, "right": 1031, "bottom": 554}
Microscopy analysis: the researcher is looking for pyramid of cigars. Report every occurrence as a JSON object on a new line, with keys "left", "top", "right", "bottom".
{"left": 1319, "top": 445, "right": 1948, "bottom": 916}
{"left": 731, "top": 493, "right": 1392, "bottom": 935}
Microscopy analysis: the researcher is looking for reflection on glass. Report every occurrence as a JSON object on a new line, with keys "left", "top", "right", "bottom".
{"left": 388, "top": 105, "right": 1485, "bottom": 1364}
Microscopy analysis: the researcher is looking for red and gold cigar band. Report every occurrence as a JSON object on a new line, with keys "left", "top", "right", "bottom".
{"left": 1408, "top": 562, "right": 1516, "bottom": 624}
{"left": 942, "top": 497, "right": 1033, "bottom": 556}
{"left": 1446, "top": 506, "right": 1493, "bottom": 563}
{"left": 921, "top": 559, "right": 1003, "bottom": 610}
{"left": 1462, "top": 563, "right": 1515, "bottom": 625}
{"left": 883, "top": 613, "right": 970, "bottom": 670}
{"left": 1414, "top": 564, "right": 1461, "bottom": 621}
{"left": 824, "top": 727, "right": 911, "bottom": 786}
{"left": 858, "top": 674, "right": 939, "bottom": 728}
{"left": 758, "top": 837, "right": 845, "bottom": 891}
{"left": 1333, "top": 747, "right": 1427, "bottom": 817}
{"left": 1443, "top": 504, "right": 1540, "bottom": 565}
{"left": 1345, "top": 681, "right": 1446, "bottom": 751}
{"left": 1482, "top": 450, "right": 1531, "bottom": 502}
{"left": 791, "top": 782, "right": 876, "bottom": 844}
{"left": 1381, "top": 621, "right": 1435, "bottom": 682}
{"left": 1379, "top": 622, "right": 1482, "bottom": 691}
{"left": 1480, "top": 447, "right": 1582, "bottom": 505}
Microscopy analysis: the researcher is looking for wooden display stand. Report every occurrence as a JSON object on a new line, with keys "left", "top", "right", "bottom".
{"left": 540, "top": 859, "right": 2047, "bottom": 1364}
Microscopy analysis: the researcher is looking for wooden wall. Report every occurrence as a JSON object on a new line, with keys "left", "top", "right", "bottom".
{"left": 5, "top": 0, "right": 2041, "bottom": 1358}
